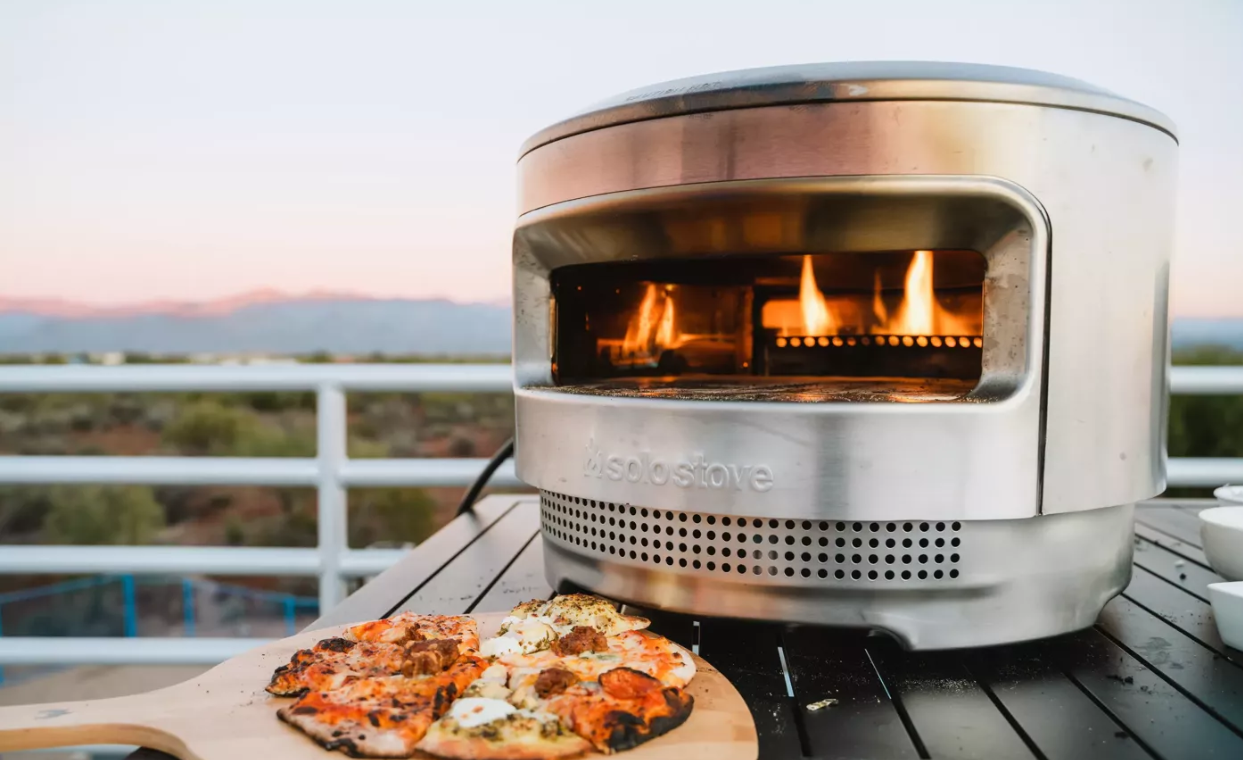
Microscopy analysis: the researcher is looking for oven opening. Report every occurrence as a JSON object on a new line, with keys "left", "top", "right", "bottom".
{"left": 551, "top": 250, "right": 986, "bottom": 402}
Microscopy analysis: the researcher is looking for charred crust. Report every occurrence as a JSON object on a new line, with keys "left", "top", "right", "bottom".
{"left": 602, "top": 690, "right": 695, "bottom": 753}
{"left": 277, "top": 710, "right": 362, "bottom": 758}
{"left": 432, "top": 682, "right": 459, "bottom": 717}
{"left": 290, "top": 705, "right": 319, "bottom": 715}
{"left": 318, "top": 637, "right": 356, "bottom": 653}
{"left": 367, "top": 710, "right": 382, "bottom": 728}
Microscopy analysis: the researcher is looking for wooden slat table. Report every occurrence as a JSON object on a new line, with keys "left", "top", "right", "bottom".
{"left": 128, "top": 497, "right": 1243, "bottom": 760}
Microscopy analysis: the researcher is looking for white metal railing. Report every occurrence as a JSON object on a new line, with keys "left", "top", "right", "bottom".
{"left": 0, "top": 364, "right": 517, "bottom": 619}
{"left": 0, "top": 362, "right": 1240, "bottom": 669}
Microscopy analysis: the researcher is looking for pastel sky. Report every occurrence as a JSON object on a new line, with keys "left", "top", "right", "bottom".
{"left": 1, "top": 0, "right": 1240, "bottom": 316}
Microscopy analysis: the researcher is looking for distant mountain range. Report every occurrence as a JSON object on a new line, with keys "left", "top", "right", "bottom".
{"left": 0, "top": 291, "right": 1238, "bottom": 356}
{"left": 0, "top": 291, "right": 512, "bottom": 356}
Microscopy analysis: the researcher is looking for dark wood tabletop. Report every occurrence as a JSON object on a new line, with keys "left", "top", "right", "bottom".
{"left": 129, "top": 497, "right": 1243, "bottom": 760}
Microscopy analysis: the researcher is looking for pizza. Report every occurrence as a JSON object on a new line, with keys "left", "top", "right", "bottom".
{"left": 265, "top": 593, "right": 697, "bottom": 759}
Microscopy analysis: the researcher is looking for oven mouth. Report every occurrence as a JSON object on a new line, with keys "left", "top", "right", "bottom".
{"left": 551, "top": 249, "right": 985, "bottom": 403}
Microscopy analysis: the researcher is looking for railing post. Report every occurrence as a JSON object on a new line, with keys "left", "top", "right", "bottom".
{"left": 317, "top": 384, "right": 348, "bottom": 613}
{"left": 121, "top": 574, "right": 137, "bottom": 637}
{"left": 183, "top": 578, "right": 196, "bottom": 637}
{"left": 285, "top": 597, "right": 297, "bottom": 636}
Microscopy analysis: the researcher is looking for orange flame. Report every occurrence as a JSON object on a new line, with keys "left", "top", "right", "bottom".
{"left": 889, "top": 250, "right": 934, "bottom": 335}
{"left": 872, "top": 269, "right": 888, "bottom": 326}
{"left": 655, "top": 291, "right": 676, "bottom": 347}
{"left": 761, "top": 250, "right": 980, "bottom": 338}
{"left": 799, "top": 255, "right": 835, "bottom": 336}
{"left": 621, "top": 284, "right": 661, "bottom": 355}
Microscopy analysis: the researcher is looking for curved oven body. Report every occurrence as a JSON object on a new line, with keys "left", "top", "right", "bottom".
{"left": 510, "top": 63, "right": 1178, "bottom": 649}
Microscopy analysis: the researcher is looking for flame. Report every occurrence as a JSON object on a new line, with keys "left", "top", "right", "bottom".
{"left": 889, "top": 250, "right": 934, "bottom": 335}
{"left": 799, "top": 255, "right": 836, "bottom": 336}
{"left": 872, "top": 269, "right": 888, "bottom": 325}
{"left": 621, "top": 284, "right": 661, "bottom": 356}
{"left": 761, "top": 250, "right": 981, "bottom": 339}
{"left": 655, "top": 291, "right": 676, "bottom": 346}
{"left": 615, "top": 284, "right": 687, "bottom": 365}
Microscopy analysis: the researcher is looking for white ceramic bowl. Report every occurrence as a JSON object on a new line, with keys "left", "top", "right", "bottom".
{"left": 1208, "top": 582, "right": 1243, "bottom": 651}
{"left": 1200, "top": 507, "right": 1243, "bottom": 581}
{"left": 1216, "top": 485, "right": 1243, "bottom": 506}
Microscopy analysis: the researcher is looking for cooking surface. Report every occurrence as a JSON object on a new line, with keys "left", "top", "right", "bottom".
{"left": 549, "top": 376, "right": 979, "bottom": 403}
{"left": 126, "top": 498, "right": 1243, "bottom": 760}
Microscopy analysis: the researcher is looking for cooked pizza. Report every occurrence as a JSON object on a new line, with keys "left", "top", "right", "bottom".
{"left": 268, "top": 637, "right": 408, "bottom": 696}
{"left": 347, "top": 613, "right": 480, "bottom": 652}
{"left": 543, "top": 670, "right": 695, "bottom": 754}
{"left": 266, "top": 593, "right": 698, "bottom": 759}
{"left": 417, "top": 698, "right": 591, "bottom": 759}
{"left": 277, "top": 651, "right": 487, "bottom": 757}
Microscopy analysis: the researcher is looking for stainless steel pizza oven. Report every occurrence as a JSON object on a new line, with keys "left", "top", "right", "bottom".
{"left": 510, "top": 62, "right": 1178, "bottom": 649}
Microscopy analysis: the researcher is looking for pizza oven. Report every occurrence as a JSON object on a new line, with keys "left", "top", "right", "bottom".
{"left": 510, "top": 62, "right": 1179, "bottom": 649}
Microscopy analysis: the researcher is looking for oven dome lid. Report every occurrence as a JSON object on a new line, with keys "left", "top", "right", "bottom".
{"left": 521, "top": 61, "right": 1176, "bottom": 156}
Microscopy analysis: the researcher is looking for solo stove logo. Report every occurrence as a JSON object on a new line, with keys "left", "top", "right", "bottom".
{"left": 583, "top": 439, "right": 774, "bottom": 492}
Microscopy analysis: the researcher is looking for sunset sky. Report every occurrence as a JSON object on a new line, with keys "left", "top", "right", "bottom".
{"left": 2, "top": 0, "right": 1241, "bottom": 317}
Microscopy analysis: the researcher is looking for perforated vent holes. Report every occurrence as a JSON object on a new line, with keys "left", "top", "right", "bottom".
{"left": 539, "top": 490, "right": 964, "bottom": 583}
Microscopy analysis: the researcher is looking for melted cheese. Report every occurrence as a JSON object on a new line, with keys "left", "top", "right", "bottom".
{"left": 450, "top": 697, "right": 516, "bottom": 728}
{"left": 480, "top": 635, "right": 523, "bottom": 658}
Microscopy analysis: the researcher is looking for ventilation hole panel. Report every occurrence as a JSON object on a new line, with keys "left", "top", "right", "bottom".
{"left": 538, "top": 491, "right": 968, "bottom": 585}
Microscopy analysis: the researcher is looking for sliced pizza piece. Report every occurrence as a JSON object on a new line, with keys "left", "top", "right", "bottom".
{"left": 540, "top": 594, "right": 650, "bottom": 637}
{"left": 347, "top": 612, "right": 480, "bottom": 652}
{"left": 267, "top": 637, "right": 406, "bottom": 697}
{"left": 268, "top": 634, "right": 476, "bottom": 697}
{"left": 496, "top": 629, "right": 696, "bottom": 691}
{"left": 277, "top": 654, "right": 487, "bottom": 757}
{"left": 497, "top": 594, "right": 649, "bottom": 638}
{"left": 417, "top": 697, "right": 591, "bottom": 760}
{"left": 543, "top": 669, "right": 694, "bottom": 755}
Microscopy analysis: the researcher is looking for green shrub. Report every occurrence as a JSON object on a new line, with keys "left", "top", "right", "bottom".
{"left": 42, "top": 485, "right": 166, "bottom": 545}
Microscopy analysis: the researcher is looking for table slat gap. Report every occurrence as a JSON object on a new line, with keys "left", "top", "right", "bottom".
{"left": 1133, "top": 523, "right": 1212, "bottom": 569}
{"left": 1093, "top": 608, "right": 1243, "bottom": 739}
{"left": 1051, "top": 628, "right": 1243, "bottom": 758}
{"left": 464, "top": 530, "right": 541, "bottom": 614}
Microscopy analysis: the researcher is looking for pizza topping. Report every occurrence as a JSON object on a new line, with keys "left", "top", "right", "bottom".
{"left": 599, "top": 667, "right": 663, "bottom": 699}
{"left": 479, "top": 635, "right": 523, "bottom": 659}
{"left": 495, "top": 599, "right": 549, "bottom": 636}
{"left": 347, "top": 613, "right": 479, "bottom": 652}
{"left": 534, "top": 668, "right": 580, "bottom": 698}
{"left": 539, "top": 594, "right": 650, "bottom": 637}
{"left": 463, "top": 677, "right": 513, "bottom": 701}
{"left": 448, "top": 697, "right": 517, "bottom": 728}
{"left": 551, "top": 625, "right": 607, "bottom": 656}
{"left": 479, "top": 662, "right": 509, "bottom": 682}
{"left": 481, "top": 617, "right": 557, "bottom": 658}
{"left": 401, "top": 639, "right": 459, "bottom": 676}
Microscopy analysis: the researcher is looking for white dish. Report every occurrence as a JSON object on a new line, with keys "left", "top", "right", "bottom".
{"left": 1215, "top": 485, "right": 1243, "bottom": 505}
{"left": 1200, "top": 507, "right": 1243, "bottom": 581}
{"left": 1208, "top": 581, "right": 1243, "bottom": 651}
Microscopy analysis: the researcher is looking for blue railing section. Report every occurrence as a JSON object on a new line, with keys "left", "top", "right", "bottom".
{"left": 0, "top": 575, "right": 318, "bottom": 685}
